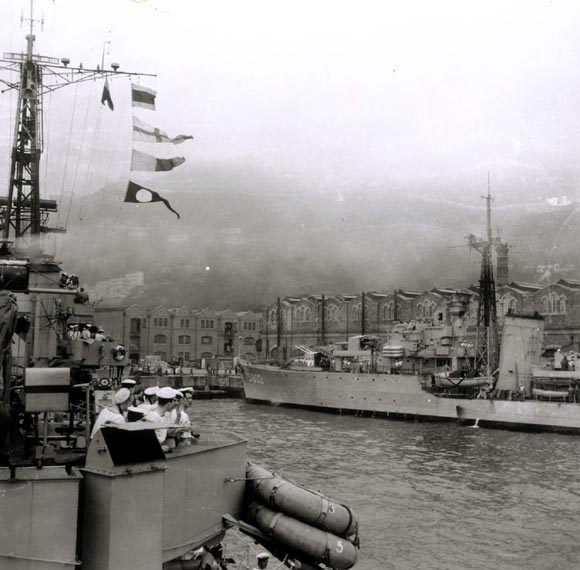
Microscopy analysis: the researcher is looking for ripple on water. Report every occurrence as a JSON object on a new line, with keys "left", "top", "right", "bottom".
{"left": 188, "top": 400, "right": 580, "bottom": 570}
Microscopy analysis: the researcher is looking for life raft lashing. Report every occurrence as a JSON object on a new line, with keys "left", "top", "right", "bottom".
{"left": 244, "top": 463, "right": 359, "bottom": 570}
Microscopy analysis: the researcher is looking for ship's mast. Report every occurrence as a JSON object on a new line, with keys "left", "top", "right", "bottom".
{"left": 468, "top": 178, "right": 499, "bottom": 377}
{"left": 3, "top": 6, "right": 44, "bottom": 242}
{"left": 0, "top": 1, "right": 155, "bottom": 252}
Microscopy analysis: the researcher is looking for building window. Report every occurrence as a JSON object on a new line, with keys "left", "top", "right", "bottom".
{"left": 541, "top": 293, "right": 567, "bottom": 315}
{"left": 201, "top": 336, "right": 212, "bottom": 344}
{"left": 129, "top": 335, "right": 140, "bottom": 349}
{"left": 180, "top": 319, "right": 190, "bottom": 328}
{"left": 244, "top": 336, "right": 254, "bottom": 345}
{"left": 200, "top": 319, "right": 214, "bottom": 329}
{"left": 129, "top": 318, "right": 141, "bottom": 334}
{"left": 154, "top": 351, "right": 166, "bottom": 360}
{"left": 178, "top": 335, "right": 191, "bottom": 345}
{"left": 177, "top": 351, "right": 190, "bottom": 362}
{"left": 154, "top": 334, "right": 167, "bottom": 344}
{"left": 153, "top": 317, "right": 168, "bottom": 327}
{"left": 500, "top": 294, "right": 518, "bottom": 315}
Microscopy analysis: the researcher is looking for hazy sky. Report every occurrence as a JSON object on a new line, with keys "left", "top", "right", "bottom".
{"left": 2, "top": 0, "right": 580, "bottom": 198}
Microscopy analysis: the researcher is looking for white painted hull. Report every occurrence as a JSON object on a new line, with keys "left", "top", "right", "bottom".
{"left": 242, "top": 363, "right": 580, "bottom": 433}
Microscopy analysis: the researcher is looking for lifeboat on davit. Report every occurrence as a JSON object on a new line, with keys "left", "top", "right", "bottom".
{"left": 243, "top": 463, "right": 359, "bottom": 570}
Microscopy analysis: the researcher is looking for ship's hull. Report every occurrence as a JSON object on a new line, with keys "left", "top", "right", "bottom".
{"left": 242, "top": 364, "right": 580, "bottom": 434}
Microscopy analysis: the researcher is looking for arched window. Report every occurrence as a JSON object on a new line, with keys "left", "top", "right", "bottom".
{"left": 201, "top": 336, "right": 213, "bottom": 344}
{"left": 559, "top": 296, "right": 566, "bottom": 314}
{"left": 270, "top": 310, "right": 276, "bottom": 323}
{"left": 417, "top": 303, "right": 424, "bottom": 319}
{"left": 154, "top": 334, "right": 166, "bottom": 344}
{"left": 178, "top": 335, "right": 191, "bottom": 345}
{"left": 305, "top": 308, "right": 311, "bottom": 321}
{"left": 296, "top": 308, "right": 303, "bottom": 321}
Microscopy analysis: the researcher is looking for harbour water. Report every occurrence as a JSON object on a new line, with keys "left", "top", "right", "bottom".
{"left": 188, "top": 399, "right": 580, "bottom": 570}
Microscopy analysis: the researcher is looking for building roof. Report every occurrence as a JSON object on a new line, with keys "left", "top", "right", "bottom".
{"left": 557, "top": 279, "right": 580, "bottom": 290}
{"left": 94, "top": 297, "right": 132, "bottom": 311}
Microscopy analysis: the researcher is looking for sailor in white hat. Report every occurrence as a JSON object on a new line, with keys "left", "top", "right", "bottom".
{"left": 90, "top": 387, "right": 131, "bottom": 439}
{"left": 168, "top": 390, "right": 192, "bottom": 445}
{"left": 150, "top": 386, "right": 178, "bottom": 417}
{"left": 138, "top": 386, "right": 158, "bottom": 412}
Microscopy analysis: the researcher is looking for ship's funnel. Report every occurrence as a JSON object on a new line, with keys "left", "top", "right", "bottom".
{"left": 495, "top": 314, "right": 544, "bottom": 394}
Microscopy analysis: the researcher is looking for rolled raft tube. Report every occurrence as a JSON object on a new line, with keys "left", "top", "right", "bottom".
{"left": 247, "top": 463, "right": 359, "bottom": 541}
{"left": 247, "top": 502, "right": 358, "bottom": 570}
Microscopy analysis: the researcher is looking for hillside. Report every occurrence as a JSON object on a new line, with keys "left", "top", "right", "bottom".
{"left": 52, "top": 166, "right": 580, "bottom": 309}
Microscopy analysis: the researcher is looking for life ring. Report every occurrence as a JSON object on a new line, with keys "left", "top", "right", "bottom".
{"left": 99, "top": 377, "right": 112, "bottom": 388}
{"left": 112, "top": 345, "right": 126, "bottom": 362}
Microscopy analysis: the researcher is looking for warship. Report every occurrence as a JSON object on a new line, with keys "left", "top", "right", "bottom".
{"left": 242, "top": 194, "right": 580, "bottom": 434}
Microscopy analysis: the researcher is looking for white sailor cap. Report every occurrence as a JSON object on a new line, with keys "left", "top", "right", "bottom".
{"left": 121, "top": 379, "right": 137, "bottom": 386}
{"left": 157, "top": 386, "right": 178, "bottom": 399}
{"left": 144, "top": 386, "right": 159, "bottom": 396}
{"left": 181, "top": 386, "right": 194, "bottom": 393}
{"left": 257, "top": 553, "right": 270, "bottom": 560}
{"left": 127, "top": 406, "right": 146, "bottom": 415}
{"left": 113, "top": 388, "right": 131, "bottom": 405}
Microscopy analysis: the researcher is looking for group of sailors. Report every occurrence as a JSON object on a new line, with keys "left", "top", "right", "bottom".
{"left": 59, "top": 272, "right": 80, "bottom": 290}
{"left": 67, "top": 323, "right": 109, "bottom": 342}
{"left": 90, "top": 378, "right": 195, "bottom": 450}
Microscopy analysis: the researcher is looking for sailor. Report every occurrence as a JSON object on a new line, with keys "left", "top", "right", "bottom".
{"left": 138, "top": 386, "right": 159, "bottom": 411}
{"left": 80, "top": 324, "right": 91, "bottom": 340}
{"left": 90, "top": 387, "right": 131, "bottom": 439}
{"left": 252, "top": 552, "right": 270, "bottom": 570}
{"left": 94, "top": 328, "right": 106, "bottom": 341}
{"left": 121, "top": 378, "right": 137, "bottom": 391}
{"left": 181, "top": 386, "right": 194, "bottom": 409}
{"left": 151, "top": 386, "right": 178, "bottom": 417}
{"left": 170, "top": 390, "right": 192, "bottom": 445}
{"left": 121, "top": 378, "right": 137, "bottom": 404}
{"left": 148, "top": 386, "right": 179, "bottom": 447}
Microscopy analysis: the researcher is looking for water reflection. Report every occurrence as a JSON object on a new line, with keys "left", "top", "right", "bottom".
{"left": 189, "top": 400, "right": 580, "bottom": 570}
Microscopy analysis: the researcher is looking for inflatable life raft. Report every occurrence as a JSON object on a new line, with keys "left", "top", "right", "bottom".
{"left": 245, "top": 463, "right": 359, "bottom": 570}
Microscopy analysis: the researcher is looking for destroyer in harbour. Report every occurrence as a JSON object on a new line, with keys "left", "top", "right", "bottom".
{"left": 242, "top": 193, "right": 580, "bottom": 434}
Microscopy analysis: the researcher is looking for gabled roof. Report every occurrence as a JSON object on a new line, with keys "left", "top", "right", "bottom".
{"left": 556, "top": 279, "right": 580, "bottom": 290}
{"left": 194, "top": 307, "right": 217, "bottom": 317}
{"left": 217, "top": 308, "right": 238, "bottom": 320}
{"left": 94, "top": 297, "right": 132, "bottom": 310}
{"left": 397, "top": 289, "right": 421, "bottom": 300}
{"left": 507, "top": 281, "right": 542, "bottom": 293}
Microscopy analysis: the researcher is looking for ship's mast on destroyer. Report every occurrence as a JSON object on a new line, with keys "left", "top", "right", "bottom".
{"left": 0, "top": 0, "right": 154, "bottom": 252}
{"left": 467, "top": 180, "right": 504, "bottom": 379}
